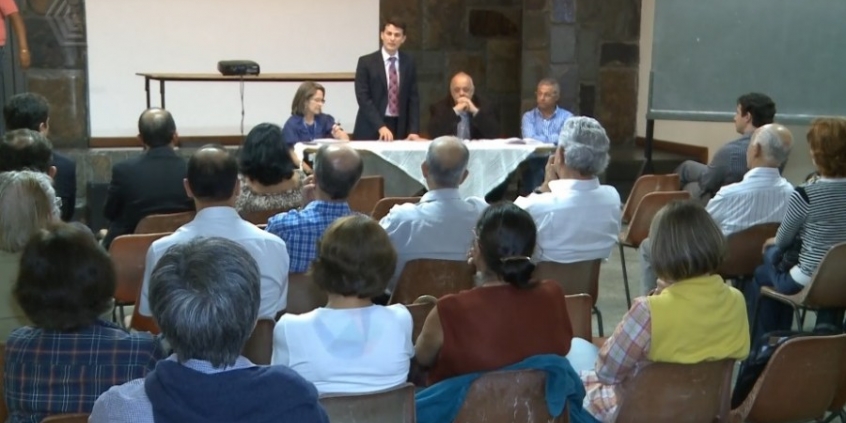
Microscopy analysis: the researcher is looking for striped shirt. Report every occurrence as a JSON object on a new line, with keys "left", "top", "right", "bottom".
{"left": 775, "top": 178, "right": 846, "bottom": 285}
{"left": 706, "top": 167, "right": 795, "bottom": 235}
{"left": 521, "top": 107, "right": 573, "bottom": 144}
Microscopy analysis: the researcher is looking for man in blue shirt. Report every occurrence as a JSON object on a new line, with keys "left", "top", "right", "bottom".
{"left": 520, "top": 78, "right": 573, "bottom": 195}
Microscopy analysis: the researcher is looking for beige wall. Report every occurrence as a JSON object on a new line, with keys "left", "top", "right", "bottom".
{"left": 637, "top": 0, "right": 813, "bottom": 184}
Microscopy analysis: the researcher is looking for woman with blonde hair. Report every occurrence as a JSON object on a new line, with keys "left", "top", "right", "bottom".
{"left": 281, "top": 81, "right": 349, "bottom": 145}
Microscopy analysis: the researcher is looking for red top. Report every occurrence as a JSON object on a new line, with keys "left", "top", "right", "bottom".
{"left": 427, "top": 280, "right": 573, "bottom": 385}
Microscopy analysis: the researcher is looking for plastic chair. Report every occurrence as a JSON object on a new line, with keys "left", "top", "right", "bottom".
{"left": 241, "top": 319, "right": 275, "bottom": 365}
{"left": 717, "top": 223, "right": 780, "bottom": 288}
{"left": 319, "top": 383, "right": 415, "bottom": 423}
{"left": 616, "top": 359, "right": 735, "bottom": 423}
{"left": 239, "top": 206, "right": 294, "bottom": 225}
{"left": 454, "top": 370, "right": 569, "bottom": 423}
{"left": 534, "top": 260, "right": 605, "bottom": 336}
{"left": 371, "top": 196, "right": 421, "bottom": 220}
{"left": 109, "top": 232, "right": 170, "bottom": 326}
{"left": 40, "top": 414, "right": 90, "bottom": 423}
{"left": 348, "top": 175, "right": 385, "bottom": 214}
{"left": 134, "top": 211, "right": 194, "bottom": 234}
{"left": 389, "top": 259, "right": 475, "bottom": 305}
{"left": 564, "top": 294, "right": 593, "bottom": 341}
{"left": 286, "top": 273, "right": 327, "bottom": 315}
{"left": 618, "top": 191, "right": 691, "bottom": 308}
{"left": 621, "top": 173, "right": 680, "bottom": 224}
{"left": 730, "top": 334, "right": 846, "bottom": 423}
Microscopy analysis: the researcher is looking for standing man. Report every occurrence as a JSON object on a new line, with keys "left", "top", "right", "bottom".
{"left": 0, "top": 0, "right": 31, "bottom": 112}
{"left": 521, "top": 78, "right": 573, "bottom": 195}
{"left": 353, "top": 18, "right": 420, "bottom": 141}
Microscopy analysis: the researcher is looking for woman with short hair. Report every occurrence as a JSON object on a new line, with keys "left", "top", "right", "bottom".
{"left": 281, "top": 81, "right": 349, "bottom": 145}
{"left": 271, "top": 215, "right": 413, "bottom": 394}
{"left": 236, "top": 123, "right": 305, "bottom": 214}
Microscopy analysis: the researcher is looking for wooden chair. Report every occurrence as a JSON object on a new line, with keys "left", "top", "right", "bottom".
{"left": 239, "top": 207, "right": 293, "bottom": 226}
{"left": 40, "top": 414, "right": 90, "bottom": 423}
{"left": 286, "top": 273, "right": 327, "bottom": 315}
{"left": 320, "top": 383, "right": 415, "bottom": 423}
{"left": 565, "top": 294, "right": 593, "bottom": 341}
{"left": 134, "top": 211, "right": 195, "bottom": 234}
{"left": 755, "top": 242, "right": 846, "bottom": 330}
{"left": 534, "top": 259, "right": 605, "bottom": 336}
{"left": 109, "top": 232, "right": 170, "bottom": 326}
{"left": 388, "top": 259, "right": 475, "bottom": 305}
{"left": 621, "top": 173, "right": 680, "bottom": 224}
{"left": 241, "top": 319, "right": 275, "bottom": 365}
{"left": 406, "top": 295, "right": 437, "bottom": 343}
{"left": 717, "top": 222, "right": 780, "bottom": 288}
{"left": 454, "top": 370, "right": 568, "bottom": 423}
{"left": 619, "top": 191, "right": 691, "bottom": 308}
{"left": 348, "top": 175, "right": 385, "bottom": 214}
{"left": 617, "top": 359, "right": 735, "bottom": 423}
{"left": 730, "top": 334, "right": 846, "bottom": 423}
{"left": 371, "top": 196, "right": 422, "bottom": 220}
{"left": 129, "top": 303, "right": 160, "bottom": 334}
{"left": 824, "top": 347, "right": 846, "bottom": 423}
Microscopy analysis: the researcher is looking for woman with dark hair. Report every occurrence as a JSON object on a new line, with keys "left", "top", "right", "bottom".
{"left": 4, "top": 223, "right": 165, "bottom": 423}
{"left": 281, "top": 81, "right": 349, "bottom": 145}
{"left": 236, "top": 123, "right": 306, "bottom": 214}
{"left": 271, "top": 215, "right": 413, "bottom": 394}
{"left": 414, "top": 202, "right": 574, "bottom": 385}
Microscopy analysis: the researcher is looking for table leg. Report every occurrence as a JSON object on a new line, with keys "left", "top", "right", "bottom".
{"left": 145, "top": 77, "right": 150, "bottom": 109}
{"left": 159, "top": 80, "right": 166, "bottom": 109}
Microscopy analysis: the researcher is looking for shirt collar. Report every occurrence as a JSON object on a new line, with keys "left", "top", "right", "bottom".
{"left": 420, "top": 188, "right": 462, "bottom": 203}
{"left": 381, "top": 47, "right": 398, "bottom": 63}
{"left": 743, "top": 166, "right": 781, "bottom": 180}
{"left": 534, "top": 106, "right": 562, "bottom": 119}
{"left": 304, "top": 200, "right": 352, "bottom": 212}
{"left": 167, "top": 354, "right": 255, "bottom": 374}
{"left": 194, "top": 206, "right": 241, "bottom": 221}
{"left": 548, "top": 178, "right": 601, "bottom": 193}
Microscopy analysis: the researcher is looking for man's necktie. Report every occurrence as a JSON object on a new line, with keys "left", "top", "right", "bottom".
{"left": 388, "top": 57, "right": 399, "bottom": 116}
{"left": 457, "top": 112, "right": 471, "bottom": 140}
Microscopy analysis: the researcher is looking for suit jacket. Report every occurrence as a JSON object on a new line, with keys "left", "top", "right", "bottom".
{"left": 353, "top": 50, "right": 419, "bottom": 140}
{"left": 102, "top": 147, "right": 194, "bottom": 249}
{"left": 51, "top": 151, "right": 77, "bottom": 221}
{"left": 427, "top": 94, "right": 500, "bottom": 140}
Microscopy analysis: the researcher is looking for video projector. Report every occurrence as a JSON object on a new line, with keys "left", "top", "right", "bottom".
{"left": 218, "top": 60, "right": 261, "bottom": 76}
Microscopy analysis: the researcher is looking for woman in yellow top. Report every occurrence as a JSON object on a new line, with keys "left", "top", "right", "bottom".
{"left": 581, "top": 200, "right": 750, "bottom": 422}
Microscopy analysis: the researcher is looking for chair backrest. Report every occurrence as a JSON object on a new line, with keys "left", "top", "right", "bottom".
{"left": 565, "top": 294, "right": 593, "bottom": 341}
{"left": 454, "top": 370, "right": 568, "bottom": 423}
{"left": 109, "top": 232, "right": 170, "bottom": 304}
{"left": 389, "top": 259, "right": 476, "bottom": 305}
{"left": 804, "top": 242, "right": 846, "bottom": 309}
{"left": 828, "top": 344, "right": 846, "bottom": 414}
{"left": 40, "top": 414, "right": 90, "bottom": 423}
{"left": 348, "top": 175, "right": 385, "bottom": 214}
{"left": 406, "top": 300, "right": 437, "bottom": 343}
{"left": 129, "top": 305, "right": 160, "bottom": 334}
{"left": 622, "top": 191, "right": 691, "bottom": 247}
{"left": 734, "top": 334, "right": 846, "bottom": 423}
{"left": 286, "top": 273, "right": 327, "bottom": 315}
{"left": 239, "top": 207, "right": 292, "bottom": 226}
{"left": 241, "top": 319, "right": 275, "bottom": 365}
{"left": 0, "top": 343, "right": 6, "bottom": 423}
{"left": 371, "top": 196, "right": 422, "bottom": 220}
{"left": 134, "top": 211, "right": 195, "bottom": 234}
{"left": 717, "top": 222, "right": 781, "bottom": 279}
{"left": 319, "top": 383, "right": 415, "bottom": 423}
{"left": 621, "top": 173, "right": 680, "bottom": 224}
{"left": 534, "top": 260, "right": 602, "bottom": 306}
{"left": 616, "top": 359, "right": 735, "bottom": 423}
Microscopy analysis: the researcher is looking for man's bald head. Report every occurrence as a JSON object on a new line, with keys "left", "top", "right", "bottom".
{"left": 449, "top": 72, "right": 475, "bottom": 103}
{"left": 750, "top": 123, "right": 793, "bottom": 167}
{"left": 314, "top": 144, "right": 363, "bottom": 200}
{"left": 424, "top": 136, "right": 469, "bottom": 188}
{"left": 186, "top": 145, "right": 238, "bottom": 202}
{"left": 138, "top": 108, "right": 177, "bottom": 148}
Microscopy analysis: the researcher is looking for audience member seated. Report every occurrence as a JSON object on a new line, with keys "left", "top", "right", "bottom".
{"left": 138, "top": 145, "right": 288, "bottom": 321}
{"left": 520, "top": 78, "right": 574, "bottom": 195}
{"left": 101, "top": 108, "right": 193, "bottom": 249}
{"left": 581, "top": 201, "right": 750, "bottom": 422}
{"left": 282, "top": 81, "right": 350, "bottom": 146}
{"left": 748, "top": 117, "right": 846, "bottom": 337}
{"left": 236, "top": 123, "right": 306, "bottom": 215}
{"left": 427, "top": 72, "right": 499, "bottom": 140}
{"left": 5, "top": 223, "right": 164, "bottom": 423}
{"left": 414, "top": 202, "right": 575, "bottom": 385}
{"left": 91, "top": 237, "right": 329, "bottom": 423}
{"left": 676, "top": 92, "right": 777, "bottom": 202}
{"left": 639, "top": 123, "right": 795, "bottom": 295}
{"left": 380, "top": 136, "right": 487, "bottom": 292}
{"left": 3, "top": 93, "right": 77, "bottom": 221}
{"left": 514, "top": 117, "right": 621, "bottom": 264}
{"left": 0, "top": 171, "right": 58, "bottom": 339}
{"left": 267, "top": 144, "right": 361, "bottom": 273}
{"left": 272, "top": 215, "right": 412, "bottom": 394}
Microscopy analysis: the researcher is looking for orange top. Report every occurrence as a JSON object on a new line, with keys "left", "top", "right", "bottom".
{"left": 0, "top": 0, "right": 19, "bottom": 46}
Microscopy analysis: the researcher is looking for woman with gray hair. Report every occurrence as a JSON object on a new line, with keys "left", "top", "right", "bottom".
{"left": 0, "top": 170, "right": 59, "bottom": 339}
{"left": 514, "top": 116, "right": 622, "bottom": 264}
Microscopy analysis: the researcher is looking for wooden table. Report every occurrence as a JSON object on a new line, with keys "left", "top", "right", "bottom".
{"left": 135, "top": 72, "right": 356, "bottom": 109}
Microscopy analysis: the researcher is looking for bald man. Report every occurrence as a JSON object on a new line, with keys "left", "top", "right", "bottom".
{"left": 638, "top": 123, "right": 795, "bottom": 295}
{"left": 102, "top": 108, "right": 193, "bottom": 249}
{"left": 427, "top": 72, "right": 500, "bottom": 140}
{"left": 267, "top": 144, "right": 362, "bottom": 273}
{"left": 380, "top": 136, "right": 487, "bottom": 293}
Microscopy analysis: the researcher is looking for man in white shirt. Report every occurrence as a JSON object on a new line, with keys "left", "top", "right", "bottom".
{"left": 138, "top": 145, "right": 289, "bottom": 320}
{"left": 380, "top": 136, "right": 487, "bottom": 293}
{"left": 638, "top": 123, "right": 795, "bottom": 295}
{"left": 514, "top": 117, "right": 622, "bottom": 264}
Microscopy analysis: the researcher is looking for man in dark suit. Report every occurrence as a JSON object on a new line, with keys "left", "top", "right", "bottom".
{"left": 101, "top": 108, "right": 193, "bottom": 249}
{"left": 353, "top": 18, "right": 420, "bottom": 141}
{"left": 3, "top": 93, "right": 77, "bottom": 221}
{"left": 428, "top": 72, "right": 500, "bottom": 140}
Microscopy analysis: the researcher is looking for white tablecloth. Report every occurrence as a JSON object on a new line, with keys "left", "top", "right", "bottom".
{"left": 295, "top": 139, "right": 553, "bottom": 198}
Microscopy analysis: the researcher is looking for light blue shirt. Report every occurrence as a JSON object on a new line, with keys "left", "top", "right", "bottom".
{"left": 521, "top": 106, "right": 573, "bottom": 144}
{"left": 379, "top": 188, "right": 488, "bottom": 292}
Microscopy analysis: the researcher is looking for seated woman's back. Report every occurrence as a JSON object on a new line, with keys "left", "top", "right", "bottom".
{"left": 236, "top": 123, "right": 305, "bottom": 214}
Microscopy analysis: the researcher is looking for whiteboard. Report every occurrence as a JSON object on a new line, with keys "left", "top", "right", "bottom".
{"left": 86, "top": 0, "right": 379, "bottom": 137}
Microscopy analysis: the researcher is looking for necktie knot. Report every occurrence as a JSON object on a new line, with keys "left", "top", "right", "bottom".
{"left": 389, "top": 56, "right": 397, "bottom": 63}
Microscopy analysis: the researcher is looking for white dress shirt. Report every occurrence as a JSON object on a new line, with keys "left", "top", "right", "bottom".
{"left": 706, "top": 166, "right": 795, "bottom": 235}
{"left": 515, "top": 178, "right": 621, "bottom": 263}
{"left": 381, "top": 47, "right": 400, "bottom": 117}
{"left": 138, "top": 207, "right": 289, "bottom": 320}
{"left": 379, "top": 188, "right": 488, "bottom": 292}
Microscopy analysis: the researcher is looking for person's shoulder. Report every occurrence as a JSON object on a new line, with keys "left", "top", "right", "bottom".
{"left": 358, "top": 50, "right": 381, "bottom": 64}
{"left": 94, "top": 377, "right": 147, "bottom": 409}
{"left": 260, "top": 364, "right": 321, "bottom": 397}
{"left": 385, "top": 303, "right": 413, "bottom": 321}
{"left": 597, "top": 184, "right": 622, "bottom": 201}
{"left": 281, "top": 115, "right": 300, "bottom": 128}
{"left": 52, "top": 151, "right": 75, "bottom": 166}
